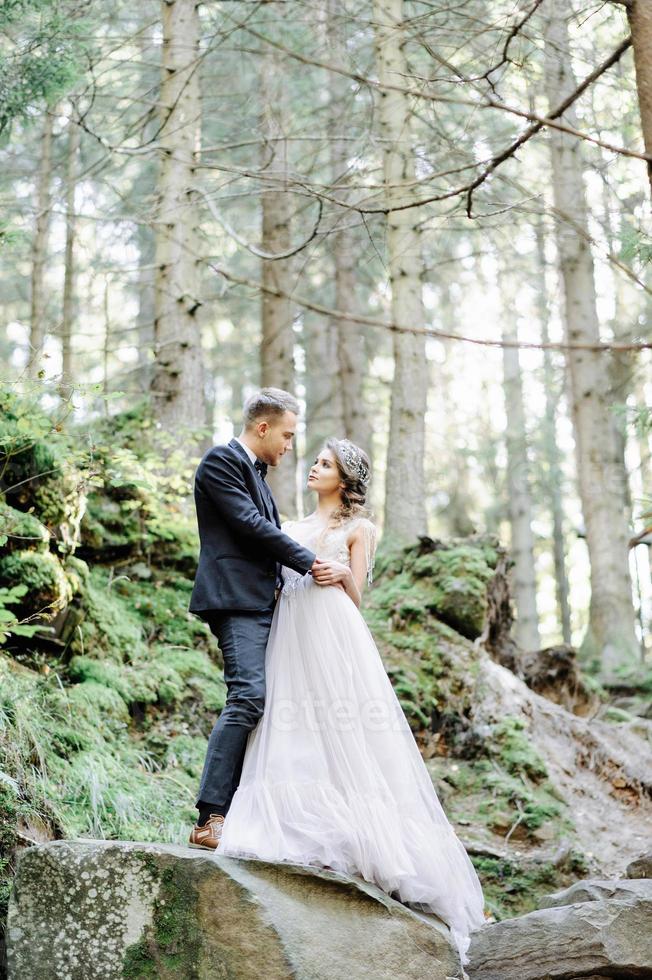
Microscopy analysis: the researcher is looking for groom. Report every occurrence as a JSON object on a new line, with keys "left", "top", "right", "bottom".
{"left": 188, "top": 387, "right": 330, "bottom": 850}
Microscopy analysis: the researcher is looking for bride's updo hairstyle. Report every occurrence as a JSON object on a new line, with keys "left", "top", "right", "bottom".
{"left": 326, "top": 438, "right": 371, "bottom": 525}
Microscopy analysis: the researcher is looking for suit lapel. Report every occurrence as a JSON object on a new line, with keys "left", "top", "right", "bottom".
{"left": 228, "top": 437, "right": 277, "bottom": 525}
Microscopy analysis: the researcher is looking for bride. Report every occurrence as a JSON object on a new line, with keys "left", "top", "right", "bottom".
{"left": 217, "top": 437, "right": 486, "bottom": 965}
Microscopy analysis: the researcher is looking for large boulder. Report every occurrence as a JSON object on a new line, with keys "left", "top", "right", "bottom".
{"left": 467, "top": 877, "right": 652, "bottom": 980}
{"left": 538, "top": 877, "right": 652, "bottom": 909}
{"left": 6, "top": 839, "right": 466, "bottom": 979}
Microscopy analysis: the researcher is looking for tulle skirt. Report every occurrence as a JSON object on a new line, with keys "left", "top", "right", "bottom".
{"left": 217, "top": 574, "right": 486, "bottom": 965}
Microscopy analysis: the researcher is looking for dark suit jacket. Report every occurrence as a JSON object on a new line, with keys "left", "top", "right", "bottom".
{"left": 189, "top": 438, "right": 316, "bottom": 616}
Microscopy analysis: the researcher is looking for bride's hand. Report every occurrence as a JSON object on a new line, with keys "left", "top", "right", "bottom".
{"left": 311, "top": 560, "right": 352, "bottom": 587}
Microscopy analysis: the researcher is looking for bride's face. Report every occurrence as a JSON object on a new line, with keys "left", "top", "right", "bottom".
{"left": 307, "top": 447, "right": 344, "bottom": 497}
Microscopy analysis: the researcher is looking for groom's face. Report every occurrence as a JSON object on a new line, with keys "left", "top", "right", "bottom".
{"left": 258, "top": 410, "right": 298, "bottom": 466}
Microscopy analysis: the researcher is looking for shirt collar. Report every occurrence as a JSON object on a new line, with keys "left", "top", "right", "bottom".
{"left": 234, "top": 436, "right": 258, "bottom": 466}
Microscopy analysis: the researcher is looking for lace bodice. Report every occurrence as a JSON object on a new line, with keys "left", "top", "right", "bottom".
{"left": 281, "top": 515, "right": 377, "bottom": 594}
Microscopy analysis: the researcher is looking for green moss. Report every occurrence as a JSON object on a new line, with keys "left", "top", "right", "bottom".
{"left": 122, "top": 862, "right": 204, "bottom": 978}
{"left": 432, "top": 748, "right": 565, "bottom": 844}
{"left": 68, "top": 656, "right": 159, "bottom": 706}
{"left": 487, "top": 715, "right": 549, "bottom": 781}
{"left": 470, "top": 854, "right": 570, "bottom": 920}
{"left": 67, "top": 678, "right": 131, "bottom": 722}
{"left": 476, "top": 761, "right": 562, "bottom": 834}
{"left": 113, "top": 573, "right": 209, "bottom": 650}
{"left": 0, "top": 549, "right": 72, "bottom": 620}
{"left": 80, "top": 494, "right": 144, "bottom": 554}
{"left": 367, "top": 538, "right": 497, "bottom": 641}
{"left": 0, "top": 395, "right": 87, "bottom": 545}
{"left": 62, "top": 554, "right": 90, "bottom": 595}
{"left": 409, "top": 546, "right": 494, "bottom": 639}
{"left": 75, "top": 403, "right": 200, "bottom": 573}
{"left": 70, "top": 568, "right": 148, "bottom": 662}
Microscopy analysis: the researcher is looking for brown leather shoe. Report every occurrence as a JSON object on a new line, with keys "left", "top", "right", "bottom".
{"left": 188, "top": 813, "right": 225, "bottom": 851}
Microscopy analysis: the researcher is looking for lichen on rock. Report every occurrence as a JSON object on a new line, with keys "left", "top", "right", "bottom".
{"left": 6, "top": 841, "right": 466, "bottom": 980}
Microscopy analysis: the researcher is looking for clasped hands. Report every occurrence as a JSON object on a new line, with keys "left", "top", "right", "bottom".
{"left": 310, "top": 557, "right": 351, "bottom": 591}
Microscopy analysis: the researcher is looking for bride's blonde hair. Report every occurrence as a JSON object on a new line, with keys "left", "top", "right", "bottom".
{"left": 325, "top": 438, "right": 372, "bottom": 526}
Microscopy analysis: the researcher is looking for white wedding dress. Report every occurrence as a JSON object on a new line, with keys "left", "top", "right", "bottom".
{"left": 217, "top": 515, "right": 486, "bottom": 965}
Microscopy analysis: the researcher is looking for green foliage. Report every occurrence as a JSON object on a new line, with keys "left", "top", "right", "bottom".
{"left": 0, "top": 385, "right": 228, "bottom": 949}
{"left": 0, "top": 0, "right": 90, "bottom": 135}
{"left": 0, "top": 585, "right": 44, "bottom": 642}
{"left": 620, "top": 223, "right": 652, "bottom": 267}
{"left": 0, "top": 501, "right": 49, "bottom": 552}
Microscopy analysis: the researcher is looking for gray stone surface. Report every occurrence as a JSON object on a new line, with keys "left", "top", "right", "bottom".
{"left": 6, "top": 839, "right": 464, "bottom": 980}
{"left": 467, "top": 890, "right": 652, "bottom": 980}
{"left": 538, "top": 878, "right": 652, "bottom": 909}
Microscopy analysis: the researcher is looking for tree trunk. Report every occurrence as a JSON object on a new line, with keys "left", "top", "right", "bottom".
{"left": 28, "top": 110, "right": 54, "bottom": 380}
{"left": 534, "top": 217, "right": 572, "bottom": 646}
{"left": 59, "top": 119, "right": 80, "bottom": 398}
{"left": 150, "top": 0, "right": 205, "bottom": 438}
{"left": 303, "top": 314, "right": 344, "bottom": 513}
{"left": 259, "top": 48, "right": 297, "bottom": 518}
{"left": 103, "top": 279, "right": 110, "bottom": 415}
{"left": 438, "top": 292, "right": 475, "bottom": 539}
{"left": 332, "top": 228, "right": 372, "bottom": 454}
{"left": 544, "top": 1, "right": 639, "bottom": 675}
{"left": 135, "top": 223, "right": 155, "bottom": 395}
{"left": 373, "top": 0, "right": 428, "bottom": 543}
{"left": 326, "top": 0, "right": 371, "bottom": 456}
{"left": 627, "top": 0, "right": 652, "bottom": 200}
{"left": 499, "top": 264, "right": 541, "bottom": 652}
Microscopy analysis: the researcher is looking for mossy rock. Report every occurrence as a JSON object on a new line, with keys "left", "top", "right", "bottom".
{"left": 0, "top": 550, "right": 72, "bottom": 621}
{"left": 62, "top": 554, "right": 91, "bottom": 596}
{"left": 369, "top": 538, "right": 496, "bottom": 641}
{"left": 7, "top": 841, "right": 465, "bottom": 979}
{"left": 0, "top": 432, "right": 81, "bottom": 532}
{"left": 408, "top": 545, "right": 495, "bottom": 639}
{"left": 0, "top": 502, "right": 49, "bottom": 553}
{"left": 0, "top": 395, "right": 87, "bottom": 551}
{"left": 69, "top": 568, "right": 148, "bottom": 662}
{"left": 79, "top": 494, "right": 145, "bottom": 557}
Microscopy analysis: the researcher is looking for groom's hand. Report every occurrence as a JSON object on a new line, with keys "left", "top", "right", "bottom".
{"left": 311, "top": 559, "right": 350, "bottom": 588}
{"left": 310, "top": 558, "right": 332, "bottom": 585}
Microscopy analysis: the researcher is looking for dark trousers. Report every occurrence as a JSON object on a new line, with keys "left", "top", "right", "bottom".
{"left": 195, "top": 605, "right": 275, "bottom": 816}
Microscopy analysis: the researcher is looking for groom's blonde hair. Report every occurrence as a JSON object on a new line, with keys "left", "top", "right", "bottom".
{"left": 242, "top": 387, "right": 300, "bottom": 428}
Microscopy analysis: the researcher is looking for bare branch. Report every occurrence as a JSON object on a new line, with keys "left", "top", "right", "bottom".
{"left": 465, "top": 34, "right": 634, "bottom": 217}
{"left": 205, "top": 262, "right": 652, "bottom": 354}
{"left": 193, "top": 186, "right": 323, "bottom": 259}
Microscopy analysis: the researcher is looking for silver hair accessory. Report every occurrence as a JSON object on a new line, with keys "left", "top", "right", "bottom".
{"left": 337, "top": 440, "right": 370, "bottom": 486}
